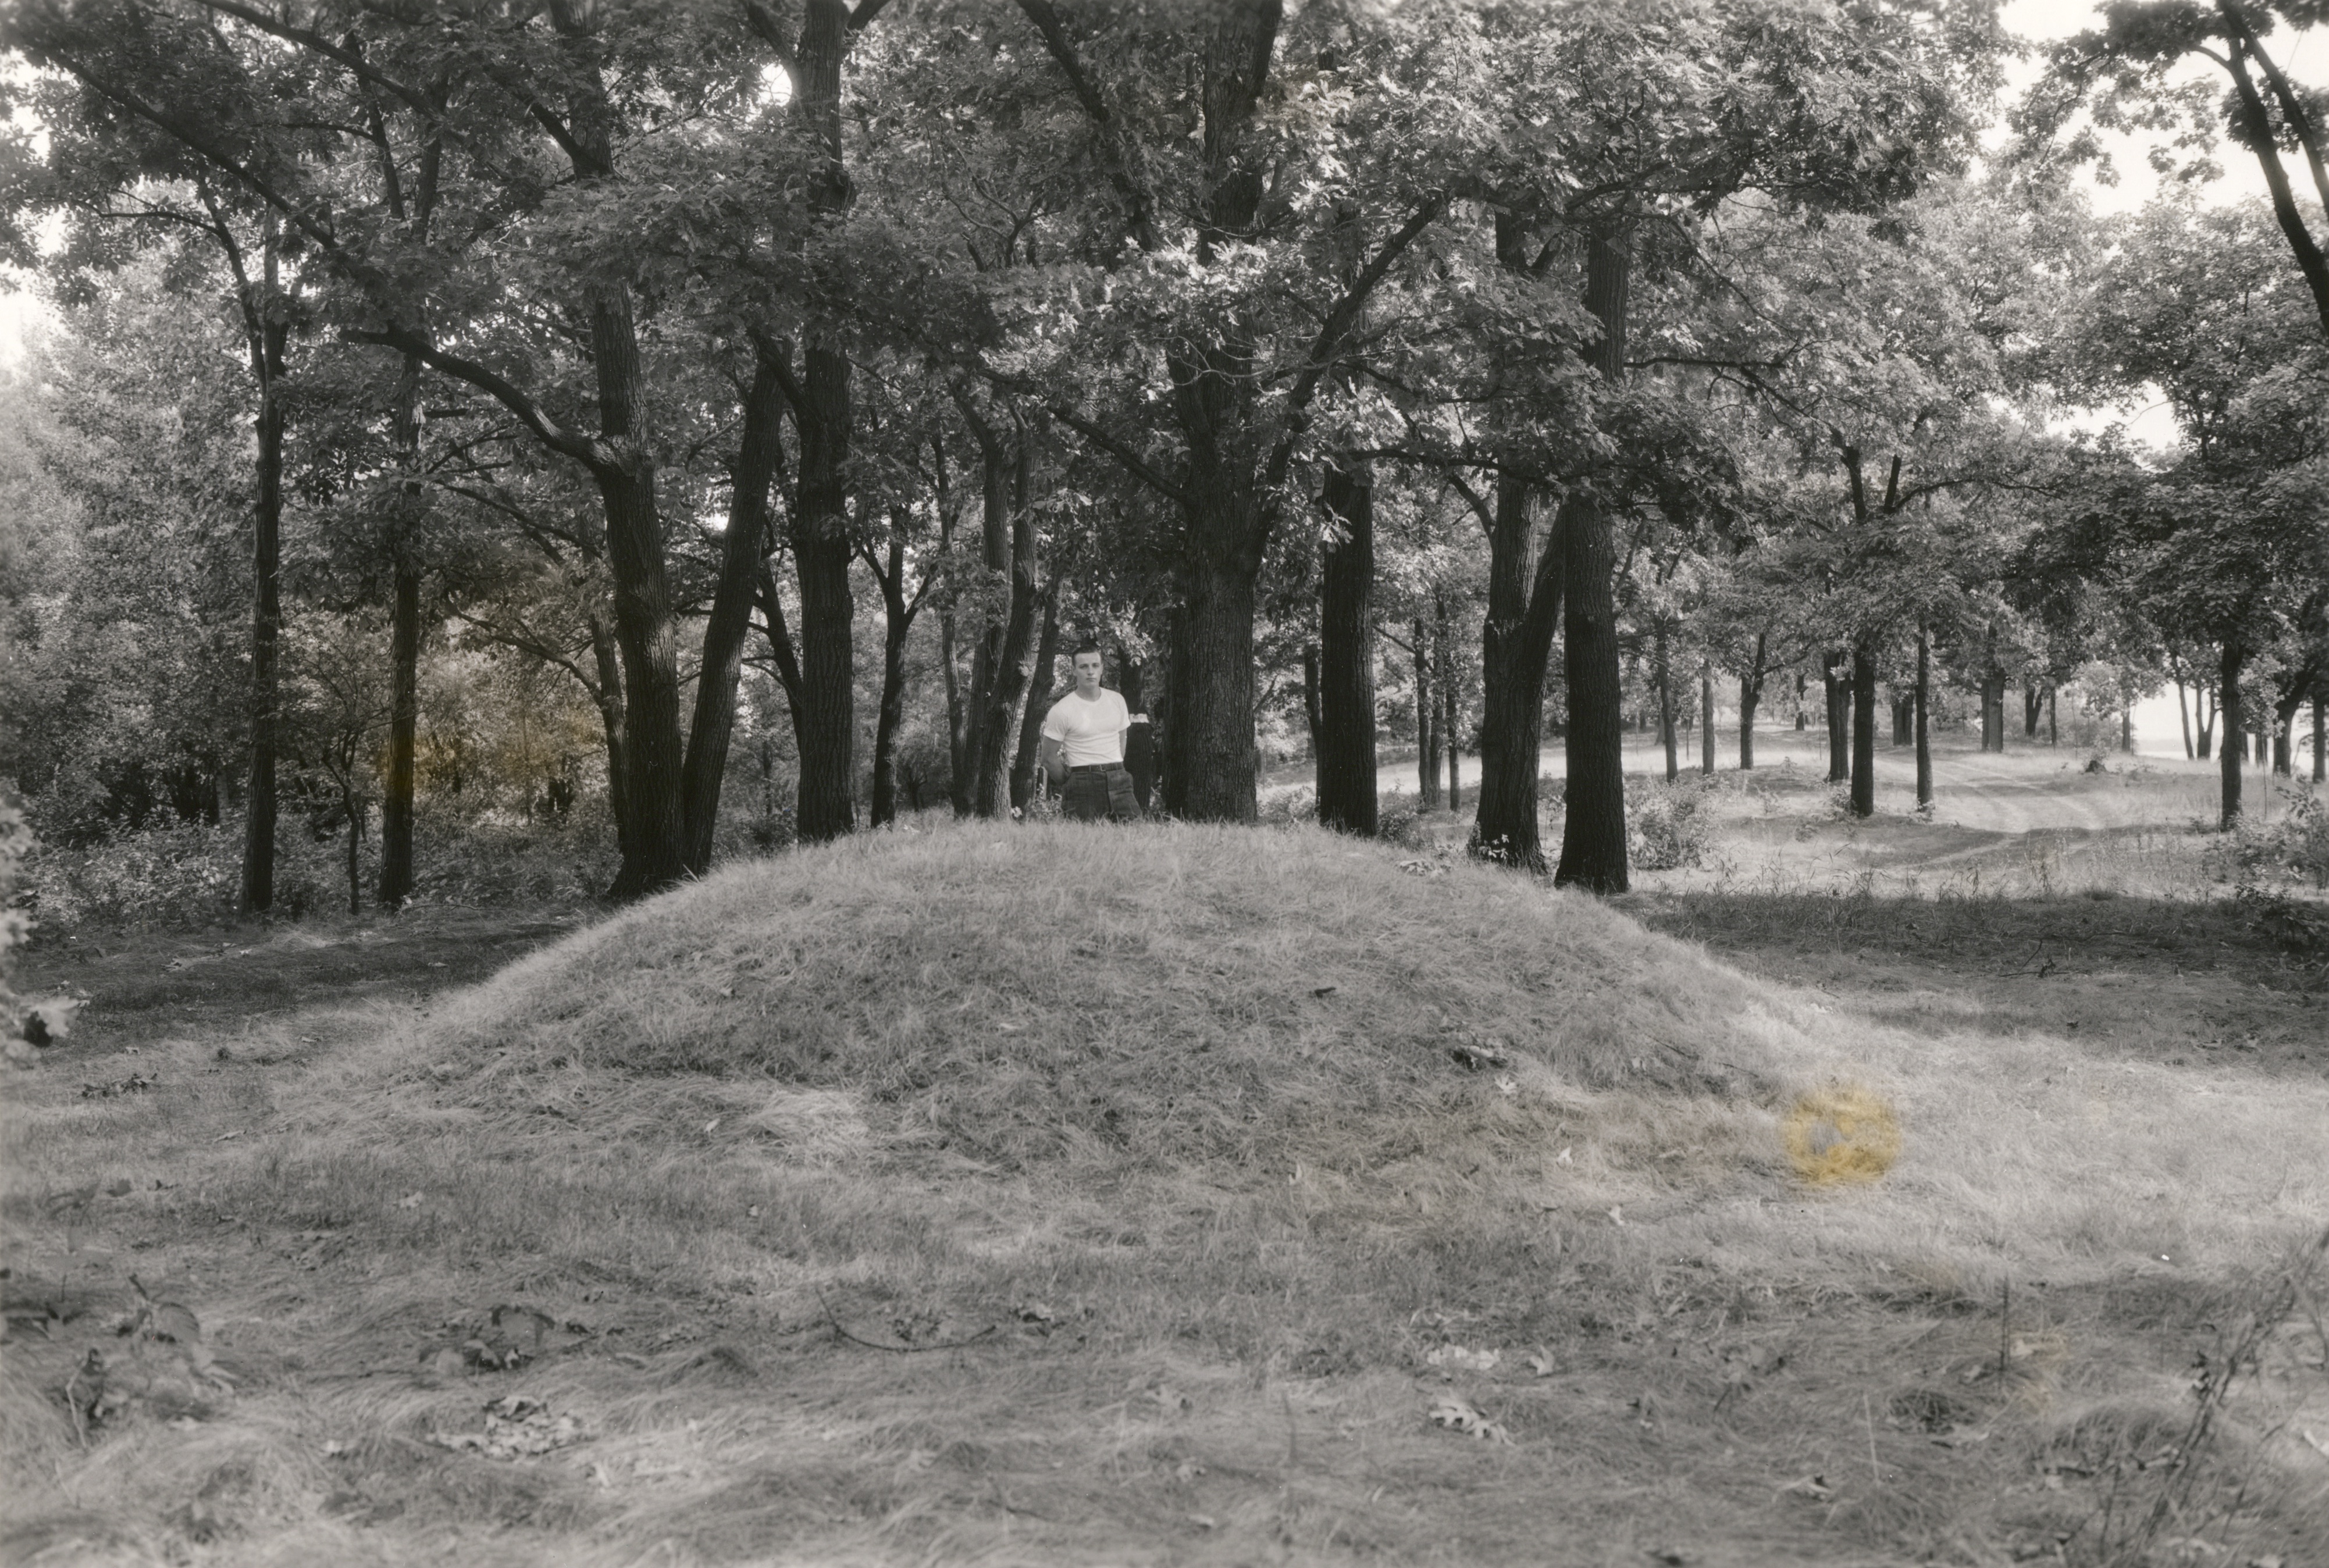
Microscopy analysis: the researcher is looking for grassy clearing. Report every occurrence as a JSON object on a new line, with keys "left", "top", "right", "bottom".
{"left": 5, "top": 804, "right": 2328, "bottom": 1566}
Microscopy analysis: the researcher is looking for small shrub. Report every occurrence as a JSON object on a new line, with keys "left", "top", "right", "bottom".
{"left": 1377, "top": 806, "right": 1431, "bottom": 850}
{"left": 2243, "top": 892, "right": 2329, "bottom": 958}
{"left": 1629, "top": 781, "right": 1710, "bottom": 871}
{"left": 1258, "top": 786, "right": 1317, "bottom": 827}
{"left": 2205, "top": 787, "right": 2329, "bottom": 892}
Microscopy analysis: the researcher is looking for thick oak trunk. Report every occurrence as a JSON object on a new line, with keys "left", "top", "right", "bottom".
{"left": 681, "top": 354, "right": 785, "bottom": 872}
{"left": 1315, "top": 464, "right": 1378, "bottom": 837}
{"left": 1177, "top": 535, "right": 1263, "bottom": 824}
{"left": 1551, "top": 228, "right": 1632, "bottom": 894}
{"left": 1470, "top": 475, "right": 1562, "bottom": 868}
{"left": 788, "top": 341, "right": 857, "bottom": 843}
{"left": 1552, "top": 491, "right": 1625, "bottom": 892}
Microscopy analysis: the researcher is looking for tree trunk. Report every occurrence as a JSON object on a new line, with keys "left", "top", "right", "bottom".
{"left": 1470, "top": 472, "right": 1564, "bottom": 868}
{"left": 1316, "top": 464, "right": 1379, "bottom": 836}
{"left": 2176, "top": 676, "right": 2193, "bottom": 759}
{"left": 965, "top": 421, "right": 1042, "bottom": 819}
{"left": 1915, "top": 624, "right": 1932, "bottom": 810}
{"left": 1890, "top": 690, "right": 1912, "bottom": 747}
{"left": 2023, "top": 681, "right": 2042, "bottom": 739}
{"left": 1822, "top": 653, "right": 1849, "bottom": 781}
{"left": 1013, "top": 592, "right": 1060, "bottom": 811}
{"left": 868, "top": 536, "right": 913, "bottom": 829}
{"left": 1850, "top": 642, "right": 1876, "bottom": 818}
{"left": 379, "top": 564, "right": 421, "bottom": 908}
{"left": 1301, "top": 644, "right": 1322, "bottom": 763}
{"left": 2220, "top": 641, "right": 2246, "bottom": 830}
{"left": 1739, "top": 676, "right": 1759, "bottom": 771}
{"left": 788, "top": 340, "right": 857, "bottom": 843}
{"left": 2047, "top": 688, "right": 2058, "bottom": 746}
{"left": 681, "top": 353, "right": 785, "bottom": 872}
{"left": 1794, "top": 672, "right": 1808, "bottom": 730}
{"left": 1551, "top": 227, "right": 1632, "bottom": 895}
{"left": 1416, "top": 615, "right": 1441, "bottom": 808}
{"left": 344, "top": 793, "right": 362, "bottom": 917}
{"left": 238, "top": 318, "right": 286, "bottom": 913}
{"left": 2312, "top": 692, "right": 2325, "bottom": 782}
{"left": 1657, "top": 624, "right": 1678, "bottom": 783}
{"left": 941, "top": 604, "right": 971, "bottom": 815}
{"left": 588, "top": 611, "right": 635, "bottom": 867}
{"left": 1701, "top": 663, "right": 1716, "bottom": 775}
{"left": 2123, "top": 700, "right": 2135, "bottom": 757}
{"left": 378, "top": 353, "right": 424, "bottom": 910}
{"left": 1176, "top": 528, "right": 1263, "bottom": 824}
{"left": 1552, "top": 489, "right": 1626, "bottom": 892}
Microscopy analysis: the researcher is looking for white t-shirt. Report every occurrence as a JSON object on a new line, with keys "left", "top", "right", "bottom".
{"left": 1042, "top": 688, "right": 1130, "bottom": 767}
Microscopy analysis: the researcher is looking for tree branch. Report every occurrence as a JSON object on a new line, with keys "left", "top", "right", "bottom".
{"left": 346, "top": 327, "right": 601, "bottom": 470}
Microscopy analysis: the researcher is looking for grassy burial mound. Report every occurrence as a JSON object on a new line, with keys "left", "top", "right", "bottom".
{"left": 6, "top": 822, "right": 2328, "bottom": 1567}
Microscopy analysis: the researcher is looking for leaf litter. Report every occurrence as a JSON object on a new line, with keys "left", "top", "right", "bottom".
{"left": 427, "top": 1395, "right": 586, "bottom": 1460}
{"left": 1427, "top": 1395, "right": 1512, "bottom": 1444}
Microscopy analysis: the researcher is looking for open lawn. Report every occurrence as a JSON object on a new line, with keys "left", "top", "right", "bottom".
{"left": 4, "top": 747, "right": 2326, "bottom": 1567}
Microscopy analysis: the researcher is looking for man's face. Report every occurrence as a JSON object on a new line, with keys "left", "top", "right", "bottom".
{"left": 1074, "top": 651, "right": 1103, "bottom": 694}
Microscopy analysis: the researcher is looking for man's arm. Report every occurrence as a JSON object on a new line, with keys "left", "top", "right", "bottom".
{"left": 1039, "top": 735, "right": 1066, "bottom": 790}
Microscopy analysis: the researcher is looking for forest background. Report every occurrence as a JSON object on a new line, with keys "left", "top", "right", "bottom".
{"left": 0, "top": 0, "right": 2325, "bottom": 936}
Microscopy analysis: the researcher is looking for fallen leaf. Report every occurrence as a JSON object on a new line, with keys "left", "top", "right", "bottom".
{"left": 397, "top": 1193, "right": 423, "bottom": 1210}
{"left": 1555, "top": 1146, "right": 1573, "bottom": 1166}
{"left": 1526, "top": 1349, "right": 1554, "bottom": 1377}
{"left": 1188, "top": 1514, "right": 1216, "bottom": 1531}
{"left": 1427, "top": 1395, "right": 1512, "bottom": 1444}
{"left": 1424, "top": 1345, "right": 1501, "bottom": 1373}
{"left": 703, "top": 1119, "right": 720, "bottom": 1135}
{"left": 1776, "top": 1474, "right": 1835, "bottom": 1502}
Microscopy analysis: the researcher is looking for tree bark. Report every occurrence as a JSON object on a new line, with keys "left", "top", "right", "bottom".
{"left": 2313, "top": 692, "right": 2325, "bottom": 783}
{"left": 2176, "top": 675, "right": 2193, "bottom": 760}
{"left": 1657, "top": 623, "right": 1678, "bottom": 783}
{"left": 2220, "top": 640, "right": 2246, "bottom": 830}
{"left": 1315, "top": 464, "right": 1378, "bottom": 836}
{"left": 380, "top": 564, "right": 421, "bottom": 906}
{"left": 1915, "top": 623, "right": 1932, "bottom": 810}
{"left": 1416, "top": 615, "right": 1441, "bottom": 808}
{"left": 681, "top": 352, "right": 786, "bottom": 872}
{"left": 1469, "top": 210, "right": 1568, "bottom": 865}
{"left": 960, "top": 411, "right": 1042, "bottom": 819}
{"left": 868, "top": 530, "right": 914, "bottom": 828}
{"left": 1176, "top": 532, "right": 1263, "bottom": 823}
{"left": 587, "top": 610, "right": 633, "bottom": 864}
{"left": 1700, "top": 664, "right": 1715, "bottom": 775}
{"left": 1850, "top": 641, "right": 1876, "bottom": 817}
{"left": 1822, "top": 653, "right": 1849, "bottom": 781}
{"left": 378, "top": 351, "right": 425, "bottom": 910}
{"left": 2023, "top": 681, "right": 2042, "bottom": 739}
{"left": 1301, "top": 644, "right": 1322, "bottom": 765}
{"left": 1441, "top": 614, "right": 1462, "bottom": 817}
{"left": 1013, "top": 591, "right": 1060, "bottom": 811}
{"left": 1551, "top": 227, "right": 1632, "bottom": 895}
{"left": 1739, "top": 681, "right": 1758, "bottom": 771}
{"left": 787, "top": 340, "right": 858, "bottom": 843}
{"left": 238, "top": 304, "right": 286, "bottom": 914}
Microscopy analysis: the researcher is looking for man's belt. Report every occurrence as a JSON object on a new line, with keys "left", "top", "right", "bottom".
{"left": 1069, "top": 762, "right": 1122, "bottom": 774}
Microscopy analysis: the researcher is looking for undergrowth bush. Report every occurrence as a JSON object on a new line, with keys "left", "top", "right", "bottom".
{"left": 2206, "top": 787, "right": 2329, "bottom": 892}
{"left": 1629, "top": 780, "right": 1711, "bottom": 870}
{"left": 21, "top": 809, "right": 615, "bottom": 934}
{"left": 1, "top": 795, "right": 30, "bottom": 1035}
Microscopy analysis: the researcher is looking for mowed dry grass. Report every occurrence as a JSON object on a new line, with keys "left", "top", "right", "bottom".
{"left": 4, "top": 820, "right": 2328, "bottom": 1567}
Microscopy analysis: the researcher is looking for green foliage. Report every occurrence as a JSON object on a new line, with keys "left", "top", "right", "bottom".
{"left": 1628, "top": 779, "right": 1711, "bottom": 871}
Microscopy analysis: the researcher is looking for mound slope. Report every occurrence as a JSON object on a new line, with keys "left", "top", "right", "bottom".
{"left": 405, "top": 822, "right": 1817, "bottom": 1168}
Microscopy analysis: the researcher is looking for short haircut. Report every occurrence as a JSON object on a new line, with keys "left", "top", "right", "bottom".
{"left": 1071, "top": 641, "right": 1105, "bottom": 660}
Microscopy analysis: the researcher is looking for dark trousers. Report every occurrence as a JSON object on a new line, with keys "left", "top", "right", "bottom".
{"left": 1063, "top": 767, "right": 1139, "bottom": 822}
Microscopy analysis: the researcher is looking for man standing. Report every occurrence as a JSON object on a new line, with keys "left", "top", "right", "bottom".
{"left": 1039, "top": 642, "right": 1140, "bottom": 822}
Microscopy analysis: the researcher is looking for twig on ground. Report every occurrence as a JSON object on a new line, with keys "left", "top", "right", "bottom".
{"left": 814, "top": 1289, "right": 996, "bottom": 1354}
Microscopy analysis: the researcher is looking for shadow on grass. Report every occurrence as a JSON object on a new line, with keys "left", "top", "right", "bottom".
{"left": 1619, "top": 890, "right": 2327, "bottom": 1076}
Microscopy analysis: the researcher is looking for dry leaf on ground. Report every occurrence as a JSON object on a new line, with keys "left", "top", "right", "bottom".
{"left": 427, "top": 1396, "right": 586, "bottom": 1459}
{"left": 1427, "top": 1395, "right": 1512, "bottom": 1444}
